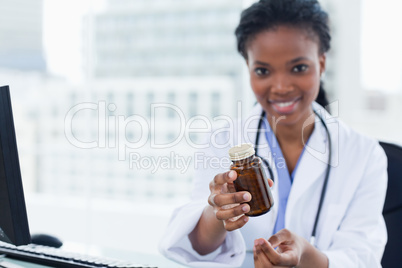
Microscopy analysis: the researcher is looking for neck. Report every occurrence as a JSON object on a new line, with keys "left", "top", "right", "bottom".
{"left": 267, "top": 111, "right": 315, "bottom": 147}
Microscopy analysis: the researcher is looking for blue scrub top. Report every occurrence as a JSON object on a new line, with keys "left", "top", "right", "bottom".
{"left": 263, "top": 118, "right": 310, "bottom": 233}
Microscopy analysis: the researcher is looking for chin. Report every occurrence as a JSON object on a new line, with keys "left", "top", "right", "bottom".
{"left": 265, "top": 106, "right": 310, "bottom": 126}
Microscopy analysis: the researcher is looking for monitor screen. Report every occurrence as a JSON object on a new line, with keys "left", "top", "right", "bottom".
{"left": 0, "top": 85, "right": 31, "bottom": 245}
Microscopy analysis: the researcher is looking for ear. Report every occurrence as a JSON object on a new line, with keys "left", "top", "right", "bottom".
{"left": 319, "top": 53, "right": 326, "bottom": 76}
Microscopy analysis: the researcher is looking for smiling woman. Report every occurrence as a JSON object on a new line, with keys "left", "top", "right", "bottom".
{"left": 246, "top": 27, "right": 324, "bottom": 126}
{"left": 0, "top": 0, "right": 394, "bottom": 265}
{"left": 160, "top": 0, "right": 388, "bottom": 267}
{"left": 245, "top": 27, "right": 325, "bottom": 174}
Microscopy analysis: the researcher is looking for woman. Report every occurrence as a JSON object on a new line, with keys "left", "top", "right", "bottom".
{"left": 159, "top": 0, "right": 387, "bottom": 267}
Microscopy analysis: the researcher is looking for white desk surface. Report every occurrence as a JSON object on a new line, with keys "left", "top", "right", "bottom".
{"left": 0, "top": 249, "right": 187, "bottom": 268}
{"left": 1, "top": 248, "right": 256, "bottom": 267}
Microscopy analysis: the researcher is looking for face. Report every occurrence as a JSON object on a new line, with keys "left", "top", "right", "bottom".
{"left": 246, "top": 26, "right": 326, "bottom": 127}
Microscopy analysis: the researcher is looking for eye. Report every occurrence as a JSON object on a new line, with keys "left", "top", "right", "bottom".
{"left": 254, "top": 67, "right": 269, "bottom": 76}
{"left": 292, "top": 64, "right": 308, "bottom": 73}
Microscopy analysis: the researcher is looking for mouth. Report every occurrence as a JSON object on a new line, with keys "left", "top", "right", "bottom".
{"left": 268, "top": 98, "right": 301, "bottom": 114}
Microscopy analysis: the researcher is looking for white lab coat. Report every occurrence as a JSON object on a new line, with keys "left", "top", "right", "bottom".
{"left": 159, "top": 102, "right": 388, "bottom": 268}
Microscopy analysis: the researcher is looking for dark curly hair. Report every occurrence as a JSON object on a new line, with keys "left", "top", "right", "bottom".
{"left": 235, "top": 0, "right": 331, "bottom": 109}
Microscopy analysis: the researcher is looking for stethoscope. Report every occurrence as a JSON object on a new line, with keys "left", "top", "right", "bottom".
{"left": 254, "top": 109, "right": 332, "bottom": 247}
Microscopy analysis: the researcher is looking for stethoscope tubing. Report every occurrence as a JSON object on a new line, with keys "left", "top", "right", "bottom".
{"left": 254, "top": 109, "right": 331, "bottom": 246}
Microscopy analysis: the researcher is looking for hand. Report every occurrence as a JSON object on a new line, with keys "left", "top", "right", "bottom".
{"left": 190, "top": 170, "right": 274, "bottom": 255}
{"left": 253, "top": 229, "right": 305, "bottom": 268}
{"left": 208, "top": 170, "right": 251, "bottom": 231}
{"left": 208, "top": 170, "right": 274, "bottom": 232}
{"left": 253, "top": 229, "right": 328, "bottom": 268}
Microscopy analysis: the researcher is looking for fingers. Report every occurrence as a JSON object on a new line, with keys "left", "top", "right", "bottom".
{"left": 210, "top": 171, "right": 237, "bottom": 190}
{"left": 227, "top": 181, "right": 237, "bottom": 193}
{"left": 254, "top": 238, "right": 296, "bottom": 267}
{"left": 224, "top": 215, "right": 249, "bottom": 231}
{"left": 214, "top": 191, "right": 251, "bottom": 207}
{"left": 208, "top": 193, "right": 218, "bottom": 207}
{"left": 208, "top": 191, "right": 251, "bottom": 207}
{"left": 268, "top": 228, "right": 291, "bottom": 248}
{"left": 253, "top": 240, "right": 273, "bottom": 268}
{"left": 209, "top": 171, "right": 243, "bottom": 207}
{"left": 264, "top": 229, "right": 300, "bottom": 266}
{"left": 255, "top": 239, "right": 282, "bottom": 265}
{"left": 207, "top": 171, "right": 252, "bottom": 232}
{"left": 268, "top": 178, "right": 274, "bottom": 188}
{"left": 216, "top": 203, "right": 250, "bottom": 220}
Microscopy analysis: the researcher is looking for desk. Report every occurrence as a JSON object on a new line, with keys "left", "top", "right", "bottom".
{"left": 0, "top": 258, "right": 47, "bottom": 268}
{"left": 1, "top": 249, "right": 257, "bottom": 267}
{"left": 241, "top": 251, "right": 254, "bottom": 268}
{"left": 0, "top": 249, "right": 187, "bottom": 268}
{"left": 107, "top": 250, "right": 255, "bottom": 268}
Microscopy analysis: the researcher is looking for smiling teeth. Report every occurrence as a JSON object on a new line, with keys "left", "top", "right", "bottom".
{"left": 276, "top": 101, "right": 294, "bottom": 108}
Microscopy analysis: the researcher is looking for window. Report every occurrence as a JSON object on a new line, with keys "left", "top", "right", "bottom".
{"left": 167, "top": 92, "right": 176, "bottom": 118}
{"left": 211, "top": 92, "right": 220, "bottom": 118}
{"left": 2, "top": 0, "right": 243, "bottom": 256}
{"left": 361, "top": 0, "right": 402, "bottom": 93}
{"left": 188, "top": 92, "right": 197, "bottom": 117}
{"left": 126, "top": 92, "right": 134, "bottom": 115}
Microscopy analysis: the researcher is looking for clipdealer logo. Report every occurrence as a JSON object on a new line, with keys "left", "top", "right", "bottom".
{"left": 64, "top": 101, "right": 254, "bottom": 160}
{"left": 64, "top": 100, "right": 339, "bottom": 171}
{"left": 63, "top": 101, "right": 255, "bottom": 172}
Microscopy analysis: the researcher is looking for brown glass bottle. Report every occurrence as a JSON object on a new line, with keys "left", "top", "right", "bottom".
{"left": 229, "top": 144, "right": 274, "bottom": 217}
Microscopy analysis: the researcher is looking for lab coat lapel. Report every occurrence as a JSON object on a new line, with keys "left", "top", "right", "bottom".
{"left": 286, "top": 115, "right": 330, "bottom": 218}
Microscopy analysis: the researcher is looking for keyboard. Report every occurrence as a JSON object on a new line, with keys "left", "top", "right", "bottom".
{"left": 0, "top": 242, "right": 157, "bottom": 268}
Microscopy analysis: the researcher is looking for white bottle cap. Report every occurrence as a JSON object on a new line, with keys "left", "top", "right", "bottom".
{"left": 228, "top": 143, "right": 255, "bottom": 161}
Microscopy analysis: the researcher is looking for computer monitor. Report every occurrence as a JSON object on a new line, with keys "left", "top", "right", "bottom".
{"left": 0, "top": 85, "right": 31, "bottom": 246}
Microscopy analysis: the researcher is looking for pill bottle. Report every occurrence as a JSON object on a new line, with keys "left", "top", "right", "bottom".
{"left": 229, "top": 143, "right": 274, "bottom": 216}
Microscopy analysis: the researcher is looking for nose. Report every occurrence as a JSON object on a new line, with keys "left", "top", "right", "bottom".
{"left": 271, "top": 74, "right": 293, "bottom": 94}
